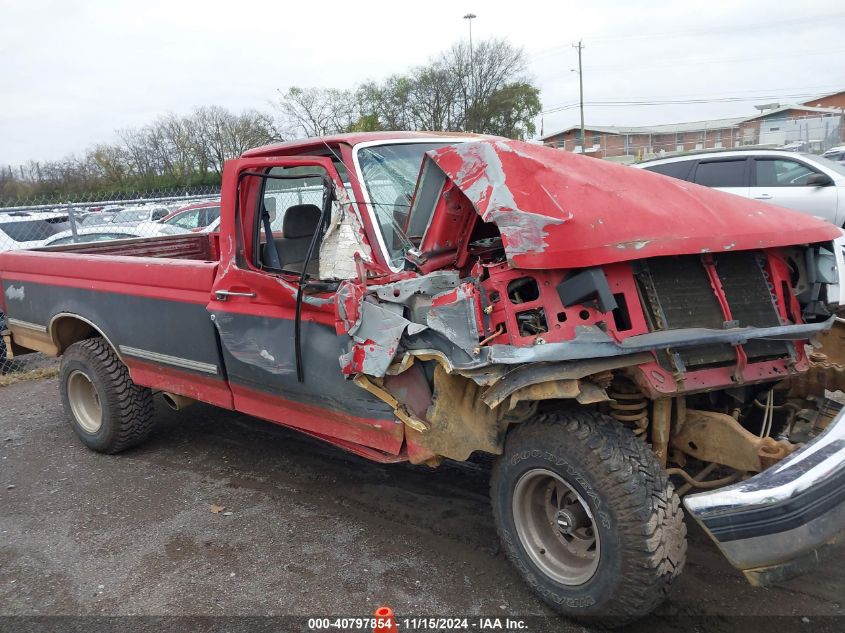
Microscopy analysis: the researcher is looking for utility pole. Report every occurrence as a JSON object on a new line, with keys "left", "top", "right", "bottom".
{"left": 573, "top": 40, "right": 585, "bottom": 153}
{"left": 463, "top": 13, "right": 477, "bottom": 132}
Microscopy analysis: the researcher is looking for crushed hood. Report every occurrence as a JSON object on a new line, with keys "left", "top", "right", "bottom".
{"left": 414, "top": 140, "right": 840, "bottom": 269}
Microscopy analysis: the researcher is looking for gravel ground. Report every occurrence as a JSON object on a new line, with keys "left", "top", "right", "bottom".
{"left": 1, "top": 377, "right": 844, "bottom": 632}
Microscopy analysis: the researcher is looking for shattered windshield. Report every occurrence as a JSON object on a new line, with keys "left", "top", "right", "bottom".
{"left": 357, "top": 142, "right": 452, "bottom": 266}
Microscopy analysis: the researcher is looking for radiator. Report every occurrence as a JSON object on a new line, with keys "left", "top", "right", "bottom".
{"left": 636, "top": 251, "right": 788, "bottom": 372}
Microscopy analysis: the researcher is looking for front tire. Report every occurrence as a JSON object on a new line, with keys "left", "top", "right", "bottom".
{"left": 491, "top": 410, "right": 686, "bottom": 626}
{"left": 60, "top": 338, "right": 155, "bottom": 453}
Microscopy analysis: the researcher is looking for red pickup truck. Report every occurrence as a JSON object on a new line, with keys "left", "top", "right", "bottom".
{"left": 2, "top": 131, "right": 845, "bottom": 624}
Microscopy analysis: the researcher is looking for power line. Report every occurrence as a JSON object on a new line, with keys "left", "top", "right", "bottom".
{"left": 528, "top": 12, "right": 845, "bottom": 60}
{"left": 573, "top": 48, "right": 845, "bottom": 74}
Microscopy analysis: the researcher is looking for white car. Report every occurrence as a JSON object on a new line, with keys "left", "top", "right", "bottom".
{"left": 109, "top": 206, "right": 171, "bottom": 225}
{"left": 41, "top": 222, "right": 187, "bottom": 247}
{"left": 823, "top": 146, "right": 845, "bottom": 165}
{"left": 635, "top": 149, "right": 845, "bottom": 226}
{"left": 0, "top": 210, "right": 70, "bottom": 252}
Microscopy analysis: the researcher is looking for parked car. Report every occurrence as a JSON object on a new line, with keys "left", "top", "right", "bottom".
{"left": 78, "top": 211, "right": 118, "bottom": 226}
{"left": 40, "top": 222, "right": 187, "bottom": 247}
{"left": 0, "top": 209, "right": 70, "bottom": 364}
{"left": 635, "top": 149, "right": 845, "bottom": 225}
{"left": 0, "top": 210, "right": 70, "bottom": 252}
{"left": 110, "top": 206, "right": 170, "bottom": 225}
{"left": 823, "top": 146, "right": 845, "bottom": 165}
{"left": 2, "top": 133, "right": 845, "bottom": 624}
{"left": 159, "top": 200, "right": 221, "bottom": 232}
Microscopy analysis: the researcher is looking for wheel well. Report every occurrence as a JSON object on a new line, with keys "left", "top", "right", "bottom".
{"left": 50, "top": 315, "right": 107, "bottom": 355}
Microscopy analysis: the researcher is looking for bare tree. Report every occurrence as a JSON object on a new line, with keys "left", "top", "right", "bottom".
{"left": 275, "top": 37, "right": 539, "bottom": 138}
{"left": 276, "top": 87, "right": 358, "bottom": 137}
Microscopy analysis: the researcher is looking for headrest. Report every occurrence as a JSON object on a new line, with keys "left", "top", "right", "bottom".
{"left": 282, "top": 204, "right": 321, "bottom": 239}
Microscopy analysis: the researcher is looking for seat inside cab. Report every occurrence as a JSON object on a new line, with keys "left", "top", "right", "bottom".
{"left": 261, "top": 201, "right": 322, "bottom": 275}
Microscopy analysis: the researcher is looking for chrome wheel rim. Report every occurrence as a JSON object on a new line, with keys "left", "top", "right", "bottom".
{"left": 67, "top": 370, "right": 103, "bottom": 433}
{"left": 512, "top": 468, "right": 600, "bottom": 585}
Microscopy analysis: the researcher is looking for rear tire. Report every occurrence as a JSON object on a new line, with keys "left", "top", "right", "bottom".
{"left": 491, "top": 409, "right": 686, "bottom": 626}
{"left": 60, "top": 338, "right": 155, "bottom": 453}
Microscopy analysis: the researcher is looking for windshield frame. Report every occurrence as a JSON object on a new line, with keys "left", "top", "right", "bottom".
{"left": 351, "top": 137, "right": 469, "bottom": 272}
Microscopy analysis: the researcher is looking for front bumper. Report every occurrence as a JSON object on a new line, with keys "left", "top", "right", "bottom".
{"left": 684, "top": 407, "right": 845, "bottom": 586}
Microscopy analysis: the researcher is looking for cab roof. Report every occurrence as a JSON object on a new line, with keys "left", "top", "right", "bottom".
{"left": 241, "top": 131, "right": 483, "bottom": 158}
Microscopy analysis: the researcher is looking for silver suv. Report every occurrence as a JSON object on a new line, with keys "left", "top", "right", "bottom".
{"left": 0, "top": 210, "right": 71, "bottom": 252}
{"left": 635, "top": 149, "right": 845, "bottom": 226}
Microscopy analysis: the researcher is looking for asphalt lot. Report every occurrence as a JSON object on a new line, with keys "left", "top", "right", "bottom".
{"left": 2, "top": 375, "right": 845, "bottom": 632}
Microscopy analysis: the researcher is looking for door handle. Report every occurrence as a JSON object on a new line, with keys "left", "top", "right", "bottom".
{"left": 753, "top": 194, "right": 773, "bottom": 200}
{"left": 215, "top": 289, "right": 256, "bottom": 301}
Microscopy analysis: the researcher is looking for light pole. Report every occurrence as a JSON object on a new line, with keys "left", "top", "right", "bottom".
{"left": 463, "top": 13, "right": 477, "bottom": 132}
{"left": 572, "top": 40, "right": 585, "bottom": 153}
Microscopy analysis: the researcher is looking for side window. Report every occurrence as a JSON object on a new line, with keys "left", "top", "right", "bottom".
{"left": 254, "top": 166, "right": 328, "bottom": 276}
{"left": 152, "top": 209, "right": 168, "bottom": 221}
{"left": 693, "top": 159, "right": 746, "bottom": 187}
{"left": 172, "top": 210, "right": 200, "bottom": 229}
{"left": 643, "top": 160, "right": 695, "bottom": 181}
{"left": 754, "top": 159, "right": 817, "bottom": 187}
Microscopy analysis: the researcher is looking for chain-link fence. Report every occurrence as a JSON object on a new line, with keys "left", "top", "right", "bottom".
{"left": 1, "top": 186, "right": 221, "bottom": 376}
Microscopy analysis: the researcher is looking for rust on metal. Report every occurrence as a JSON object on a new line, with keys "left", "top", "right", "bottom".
{"left": 670, "top": 409, "right": 794, "bottom": 473}
{"left": 651, "top": 398, "right": 672, "bottom": 467}
{"left": 405, "top": 365, "right": 512, "bottom": 463}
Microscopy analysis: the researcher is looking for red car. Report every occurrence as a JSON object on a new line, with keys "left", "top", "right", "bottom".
{"left": 159, "top": 200, "right": 221, "bottom": 232}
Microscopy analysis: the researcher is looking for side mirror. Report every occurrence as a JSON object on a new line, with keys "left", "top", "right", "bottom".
{"left": 806, "top": 173, "right": 833, "bottom": 187}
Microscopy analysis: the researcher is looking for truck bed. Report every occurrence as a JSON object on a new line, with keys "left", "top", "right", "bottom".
{"left": 39, "top": 232, "right": 219, "bottom": 261}
{"left": 0, "top": 233, "right": 230, "bottom": 408}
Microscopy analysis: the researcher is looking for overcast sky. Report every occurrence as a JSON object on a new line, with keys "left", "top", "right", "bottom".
{"left": 1, "top": 0, "right": 843, "bottom": 165}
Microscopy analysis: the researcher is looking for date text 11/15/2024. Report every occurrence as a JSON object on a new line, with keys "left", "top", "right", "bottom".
{"left": 307, "top": 616, "right": 530, "bottom": 630}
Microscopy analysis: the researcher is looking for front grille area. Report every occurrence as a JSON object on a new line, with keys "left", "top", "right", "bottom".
{"left": 714, "top": 252, "right": 789, "bottom": 360}
{"left": 636, "top": 251, "right": 789, "bottom": 371}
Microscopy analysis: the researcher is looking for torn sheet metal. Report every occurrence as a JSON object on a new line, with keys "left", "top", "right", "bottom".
{"left": 336, "top": 272, "right": 481, "bottom": 378}
{"left": 319, "top": 187, "right": 373, "bottom": 280}
{"left": 371, "top": 270, "right": 459, "bottom": 304}
{"left": 414, "top": 140, "right": 840, "bottom": 269}
{"left": 339, "top": 299, "right": 426, "bottom": 377}
{"left": 425, "top": 283, "right": 482, "bottom": 355}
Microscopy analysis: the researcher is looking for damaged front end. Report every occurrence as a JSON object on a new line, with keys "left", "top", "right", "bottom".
{"left": 684, "top": 406, "right": 845, "bottom": 586}
{"left": 337, "top": 140, "right": 841, "bottom": 425}
{"left": 331, "top": 137, "right": 845, "bottom": 582}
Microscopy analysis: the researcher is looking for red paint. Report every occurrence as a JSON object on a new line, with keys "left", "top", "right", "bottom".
{"left": 1, "top": 251, "right": 217, "bottom": 304}
{"left": 417, "top": 140, "right": 840, "bottom": 269}
{"left": 125, "top": 358, "right": 234, "bottom": 410}
{"left": 231, "top": 382, "right": 404, "bottom": 455}
{"left": 159, "top": 200, "right": 221, "bottom": 226}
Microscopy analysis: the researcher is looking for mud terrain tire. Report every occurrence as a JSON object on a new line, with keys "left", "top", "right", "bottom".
{"left": 60, "top": 338, "right": 155, "bottom": 453}
{"left": 491, "top": 409, "right": 687, "bottom": 626}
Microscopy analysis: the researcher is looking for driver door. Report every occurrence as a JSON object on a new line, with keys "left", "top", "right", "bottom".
{"left": 207, "top": 156, "right": 401, "bottom": 453}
